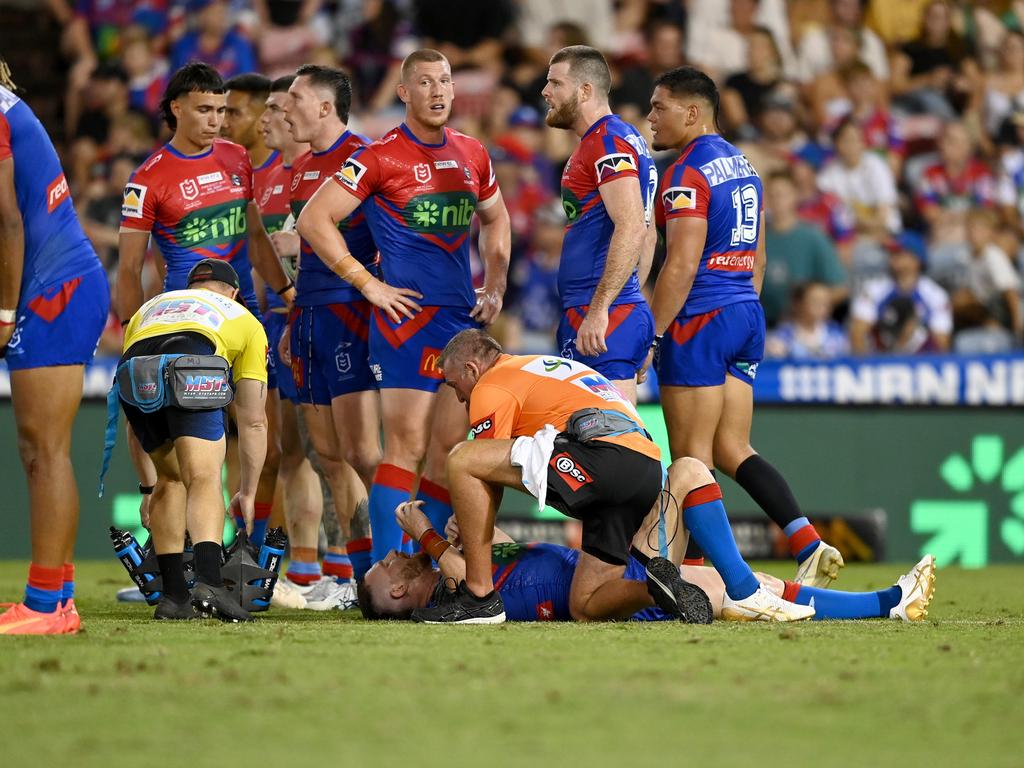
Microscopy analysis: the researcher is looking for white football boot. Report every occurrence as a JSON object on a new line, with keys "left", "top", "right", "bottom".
{"left": 270, "top": 578, "right": 307, "bottom": 609}
{"left": 794, "top": 542, "right": 845, "bottom": 588}
{"left": 889, "top": 555, "right": 936, "bottom": 622}
{"left": 722, "top": 584, "right": 816, "bottom": 622}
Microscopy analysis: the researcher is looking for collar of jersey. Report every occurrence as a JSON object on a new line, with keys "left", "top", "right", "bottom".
{"left": 254, "top": 149, "right": 280, "bottom": 170}
{"left": 164, "top": 142, "right": 214, "bottom": 160}
{"left": 400, "top": 122, "right": 447, "bottom": 149}
{"left": 583, "top": 113, "right": 616, "bottom": 139}
{"left": 313, "top": 131, "right": 351, "bottom": 157}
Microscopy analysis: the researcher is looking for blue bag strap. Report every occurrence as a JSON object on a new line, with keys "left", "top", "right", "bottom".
{"left": 657, "top": 464, "right": 669, "bottom": 559}
{"left": 98, "top": 375, "right": 121, "bottom": 498}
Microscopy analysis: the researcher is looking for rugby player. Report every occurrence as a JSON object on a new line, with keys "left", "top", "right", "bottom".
{"left": 117, "top": 62, "right": 295, "bottom": 324}
{"left": 277, "top": 64, "right": 378, "bottom": 594}
{"left": 296, "top": 49, "right": 512, "bottom": 567}
{"left": 542, "top": 46, "right": 657, "bottom": 402}
{"left": 256, "top": 74, "right": 331, "bottom": 599}
{"left": 115, "top": 259, "right": 268, "bottom": 622}
{"left": 646, "top": 67, "right": 844, "bottom": 587}
{"left": 410, "top": 329, "right": 812, "bottom": 624}
{"left": 361, "top": 501, "right": 936, "bottom": 624}
{"left": 222, "top": 72, "right": 281, "bottom": 547}
{"left": 0, "top": 59, "right": 109, "bottom": 635}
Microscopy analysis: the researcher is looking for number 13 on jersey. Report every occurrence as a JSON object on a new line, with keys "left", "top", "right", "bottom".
{"left": 730, "top": 183, "right": 759, "bottom": 246}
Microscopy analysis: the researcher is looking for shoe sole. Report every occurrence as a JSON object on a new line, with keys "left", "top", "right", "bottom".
{"left": 191, "top": 588, "right": 253, "bottom": 623}
{"left": 416, "top": 612, "right": 507, "bottom": 625}
{"left": 646, "top": 558, "right": 713, "bottom": 624}
{"left": 721, "top": 606, "right": 815, "bottom": 622}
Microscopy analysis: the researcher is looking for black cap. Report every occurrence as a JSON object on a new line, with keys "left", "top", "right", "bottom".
{"left": 187, "top": 258, "right": 240, "bottom": 290}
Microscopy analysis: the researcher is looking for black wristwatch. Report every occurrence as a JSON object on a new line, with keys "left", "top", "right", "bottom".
{"left": 139, "top": 483, "right": 155, "bottom": 495}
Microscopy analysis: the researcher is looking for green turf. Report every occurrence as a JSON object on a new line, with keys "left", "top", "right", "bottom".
{"left": 1, "top": 561, "right": 1021, "bottom": 768}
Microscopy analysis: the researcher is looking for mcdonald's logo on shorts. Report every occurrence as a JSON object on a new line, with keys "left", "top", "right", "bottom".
{"left": 419, "top": 347, "right": 444, "bottom": 379}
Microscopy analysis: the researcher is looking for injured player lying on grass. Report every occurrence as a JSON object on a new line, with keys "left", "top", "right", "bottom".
{"left": 359, "top": 499, "right": 936, "bottom": 623}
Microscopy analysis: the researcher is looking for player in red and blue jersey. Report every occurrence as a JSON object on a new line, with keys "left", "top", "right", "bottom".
{"left": 296, "top": 49, "right": 511, "bottom": 567}
{"left": 359, "top": 501, "right": 936, "bottom": 624}
{"left": 274, "top": 64, "right": 381, "bottom": 588}
{"left": 542, "top": 46, "right": 657, "bottom": 402}
{"left": 117, "top": 63, "right": 294, "bottom": 324}
{"left": 647, "top": 67, "right": 843, "bottom": 589}
{"left": 0, "top": 62, "right": 109, "bottom": 634}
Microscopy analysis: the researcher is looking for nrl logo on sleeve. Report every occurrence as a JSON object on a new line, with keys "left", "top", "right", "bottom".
{"left": 662, "top": 186, "right": 696, "bottom": 212}
{"left": 335, "top": 158, "right": 367, "bottom": 191}
{"left": 594, "top": 152, "right": 637, "bottom": 181}
{"left": 122, "top": 183, "right": 148, "bottom": 218}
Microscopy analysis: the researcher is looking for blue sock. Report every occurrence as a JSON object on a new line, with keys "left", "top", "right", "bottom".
{"left": 416, "top": 478, "right": 454, "bottom": 534}
{"left": 24, "top": 563, "right": 64, "bottom": 614}
{"left": 683, "top": 484, "right": 759, "bottom": 600}
{"left": 791, "top": 583, "right": 902, "bottom": 620}
{"left": 61, "top": 563, "right": 75, "bottom": 607}
{"left": 369, "top": 464, "right": 416, "bottom": 564}
{"left": 346, "top": 538, "right": 372, "bottom": 582}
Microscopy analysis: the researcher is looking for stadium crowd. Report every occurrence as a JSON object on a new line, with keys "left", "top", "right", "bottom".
{"left": 9, "top": 0, "right": 1024, "bottom": 359}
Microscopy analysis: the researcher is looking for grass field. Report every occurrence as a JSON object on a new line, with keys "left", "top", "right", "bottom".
{"left": 1, "top": 560, "right": 1022, "bottom": 768}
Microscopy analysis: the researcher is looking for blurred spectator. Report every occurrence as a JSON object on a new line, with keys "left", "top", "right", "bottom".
{"left": 687, "top": 0, "right": 796, "bottom": 80}
{"left": 864, "top": 0, "right": 929, "bottom": 47}
{"left": 67, "top": 62, "right": 133, "bottom": 190}
{"left": 792, "top": 158, "right": 856, "bottom": 265}
{"left": 488, "top": 143, "right": 552, "bottom": 261}
{"left": 765, "top": 281, "right": 850, "bottom": 359}
{"left": 517, "top": 0, "right": 614, "bottom": 60}
{"left": 762, "top": 169, "right": 848, "bottom": 326}
{"left": 252, "top": 0, "right": 327, "bottom": 76}
{"left": 170, "top": 0, "right": 257, "bottom": 79}
{"left": 611, "top": 19, "right": 685, "bottom": 113}
{"left": 849, "top": 233, "right": 952, "bottom": 354}
{"left": 797, "top": 0, "right": 889, "bottom": 83}
{"left": 122, "top": 27, "right": 170, "bottom": 127}
{"left": 80, "top": 152, "right": 138, "bottom": 272}
{"left": 414, "top": 0, "right": 513, "bottom": 74}
{"left": 818, "top": 116, "right": 901, "bottom": 236}
{"left": 890, "top": 0, "right": 980, "bottom": 120}
{"left": 336, "top": 0, "right": 416, "bottom": 113}
{"left": 912, "top": 120, "right": 1005, "bottom": 286}
{"left": 983, "top": 29, "right": 1024, "bottom": 137}
{"left": 738, "top": 89, "right": 826, "bottom": 176}
{"left": 504, "top": 202, "right": 564, "bottom": 354}
{"left": 827, "top": 62, "right": 906, "bottom": 177}
{"left": 720, "top": 26, "right": 783, "bottom": 140}
{"left": 949, "top": 208, "right": 1022, "bottom": 349}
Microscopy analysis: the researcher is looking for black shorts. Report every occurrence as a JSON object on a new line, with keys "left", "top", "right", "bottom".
{"left": 120, "top": 332, "right": 227, "bottom": 453}
{"left": 545, "top": 437, "right": 663, "bottom": 565}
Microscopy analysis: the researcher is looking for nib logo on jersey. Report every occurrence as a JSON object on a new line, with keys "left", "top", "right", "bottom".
{"left": 404, "top": 192, "right": 476, "bottom": 234}
{"left": 178, "top": 201, "right": 248, "bottom": 247}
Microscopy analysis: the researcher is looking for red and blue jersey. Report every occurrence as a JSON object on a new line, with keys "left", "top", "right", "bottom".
{"left": 914, "top": 159, "right": 998, "bottom": 214}
{"left": 332, "top": 123, "right": 500, "bottom": 309}
{"left": 558, "top": 114, "right": 656, "bottom": 310}
{"left": 121, "top": 138, "right": 258, "bottom": 308}
{"left": 290, "top": 131, "right": 377, "bottom": 308}
{"left": 656, "top": 134, "right": 762, "bottom": 317}
{"left": 0, "top": 85, "right": 101, "bottom": 299}
{"left": 253, "top": 151, "right": 287, "bottom": 312}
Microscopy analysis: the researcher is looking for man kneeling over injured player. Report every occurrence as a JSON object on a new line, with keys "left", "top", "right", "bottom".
{"left": 359, "top": 492, "right": 936, "bottom": 623}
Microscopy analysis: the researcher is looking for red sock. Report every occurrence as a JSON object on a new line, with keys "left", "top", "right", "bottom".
{"left": 781, "top": 580, "right": 801, "bottom": 603}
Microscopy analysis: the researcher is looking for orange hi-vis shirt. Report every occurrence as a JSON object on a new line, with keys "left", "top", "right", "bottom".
{"left": 468, "top": 354, "right": 661, "bottom": 462}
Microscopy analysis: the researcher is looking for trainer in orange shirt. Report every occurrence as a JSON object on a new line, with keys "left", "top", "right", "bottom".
{"left": 410, "top": 329, "right": 692, "bottom": 625}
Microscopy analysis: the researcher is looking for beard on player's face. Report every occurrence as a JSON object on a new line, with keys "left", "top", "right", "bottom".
{"left": 545, "top": 93, "right": 580, "bottom": 129}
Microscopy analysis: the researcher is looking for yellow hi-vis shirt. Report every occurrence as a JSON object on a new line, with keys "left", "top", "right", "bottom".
{"left": 123, "top": 288, "right": 268, "bottom": 383}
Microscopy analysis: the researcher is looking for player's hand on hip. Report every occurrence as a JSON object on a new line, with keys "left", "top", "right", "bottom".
{"left": 575, "top": 308, "right": 609, "bottom": 356}
{"left": 0, "top": 324, "right": 13, "bottom": 352}
{"left": 278, "top": 326, "right": 292, "bottom": 367}
{"left": 395, "top": 500, "right": 431, "bottom": 540}
{"left": 139, "top": 493, "right": 152, "bottom": 530}
{"left": 637, "top": 345, "right": 655, "bottom": 385}
{"left": 470, "top": 287, "right": 503, "bottom": 325}
{"left": 278, "top": 285, "right": 296, "bottom": 309}
{"left": 269, "top": 230, "right": 300, "bottom": 258}
{"left": 363, "top": 278, "right": 422, "bottom": 323}
{"left": 228, "top": 492, "right": 255, "bottom": 534}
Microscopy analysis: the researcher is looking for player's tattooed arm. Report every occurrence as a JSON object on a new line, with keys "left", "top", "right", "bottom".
{"left": 578, "top": 175, "right": 648, "bottom": 356}
{"left": 472, "top": 191, "right": 511, "bottom": 326}
{"left": 0, "top": 156, "right": 23, "bottom": 348}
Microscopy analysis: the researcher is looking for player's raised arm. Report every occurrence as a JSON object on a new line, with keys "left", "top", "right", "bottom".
{"left": 651, "top": 216, "right": 707, "bottom": 335}
{"left": 117, "top": 230, "right": 150, "bottom": 321}
{"left": 246, "top": 201, "right": 295, "bottom": 306}
{"left": 0, "top": 151, "right": 24, "bottom": 349}
{"left": 471, "top": 189, "right": 511, "bottom": 326}
{"left": 297, "top": 177, "right": 422, "bottom": 323}
{"left": 577, "top": 175, "right": 648, "bottom": 355}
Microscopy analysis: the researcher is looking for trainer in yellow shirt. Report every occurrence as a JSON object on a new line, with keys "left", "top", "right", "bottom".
{"left": 118, "top": 258, "right": 267, "bottom": 622}
{"left": 409, "top": 328, "right": 679, "bottom": 626}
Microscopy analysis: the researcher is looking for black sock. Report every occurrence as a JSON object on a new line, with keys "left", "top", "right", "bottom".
{"left": 157, "top": 553, "right": 189, "bottom": 601}
{"left": 193, "top": 542, "right": 224, "bottom": 588}
{"left": 734, "top": 454, "right": 803, "bottom": 531}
